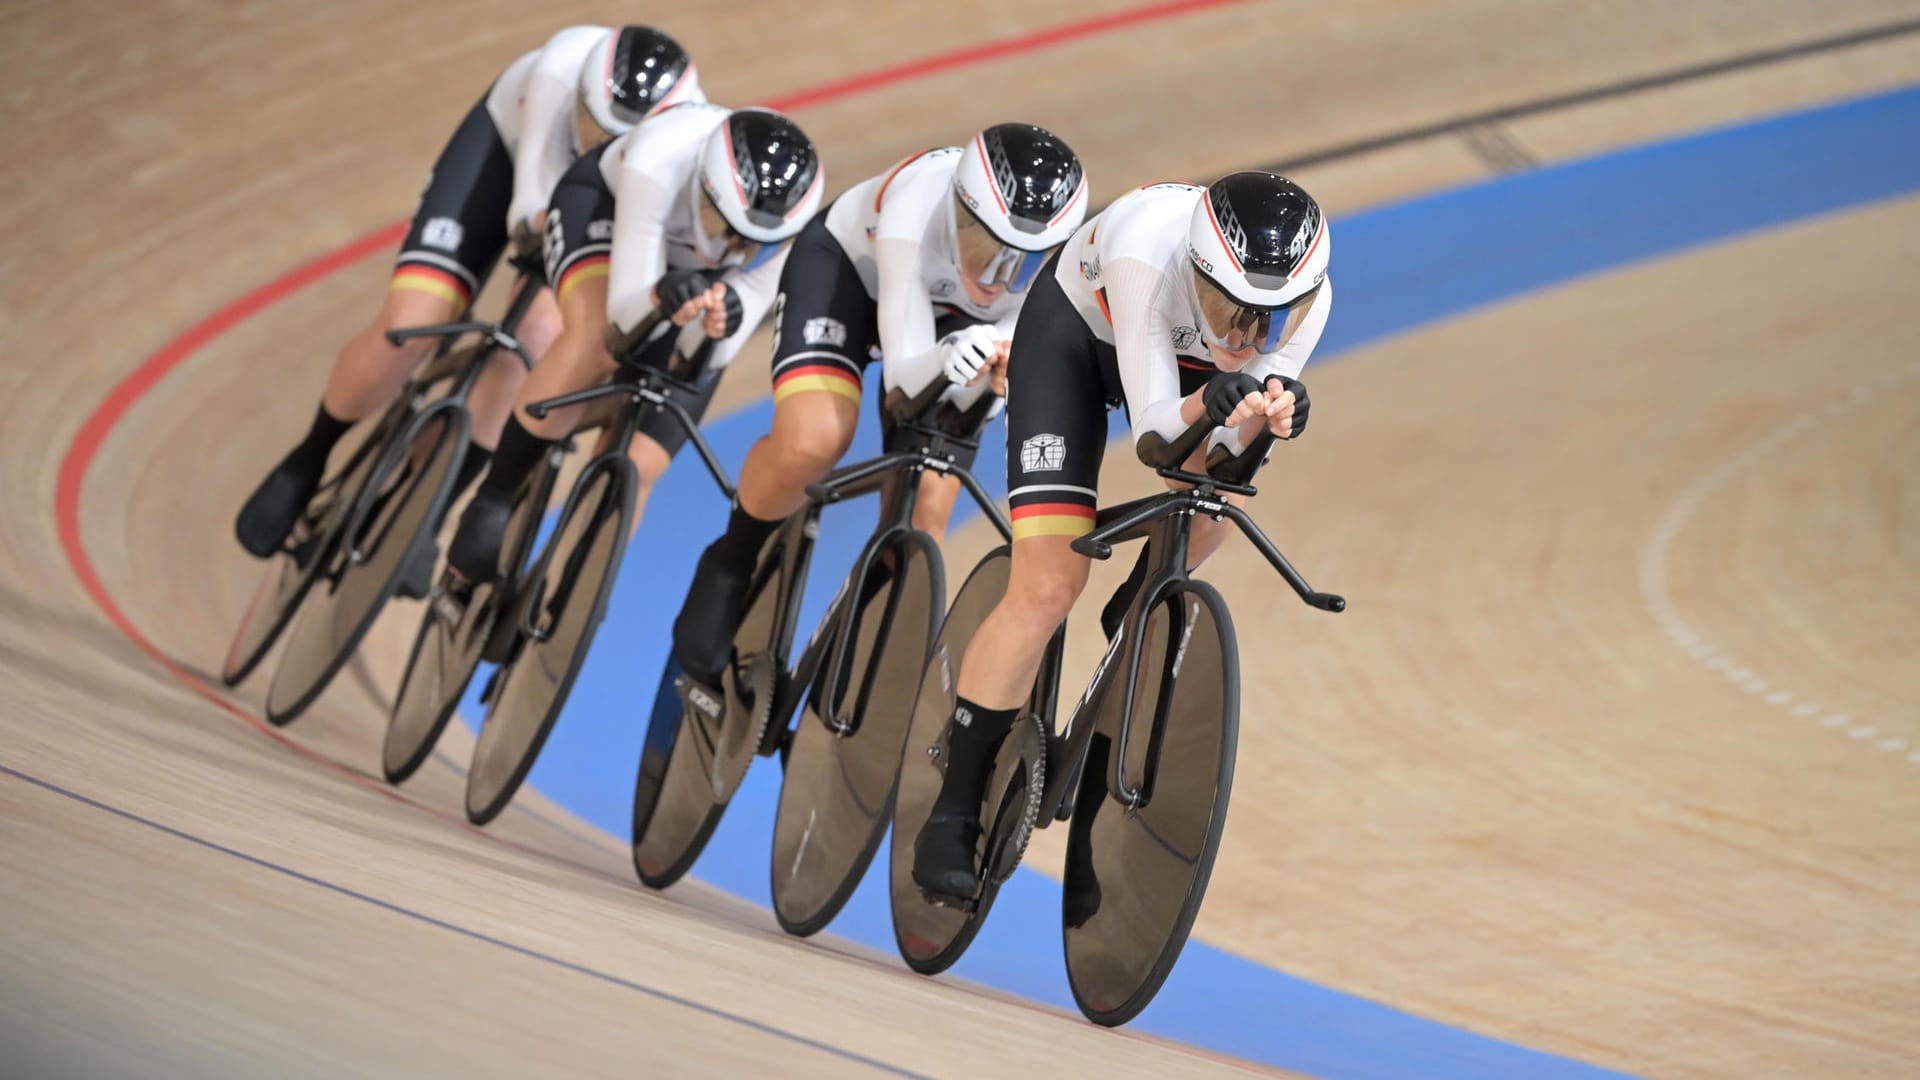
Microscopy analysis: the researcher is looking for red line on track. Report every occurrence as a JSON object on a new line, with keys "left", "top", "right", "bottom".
{"left": 765, "top": 0, "right": 1249, "bottom": 112}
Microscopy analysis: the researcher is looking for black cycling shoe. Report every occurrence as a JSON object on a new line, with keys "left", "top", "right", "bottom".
{"left": 671, "top": 546, "right": 757, "bottom": 689}
{"left": 447, "top": 490, "right": 511, "bottom": 584}
{"left": 234, "top": 458, "right": 322, "bottom": 558}
{"left": 912, "top": 812, "right": 984, "bottom": 902}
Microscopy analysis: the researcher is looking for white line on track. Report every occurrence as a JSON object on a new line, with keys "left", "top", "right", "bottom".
{"left": 1639, "top": 360, "right": 1920, "bottom": 766}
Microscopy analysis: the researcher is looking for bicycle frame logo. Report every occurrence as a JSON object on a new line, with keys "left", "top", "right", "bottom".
{"left": 1170, "top": 597, "right": 1199, "bottom": 679}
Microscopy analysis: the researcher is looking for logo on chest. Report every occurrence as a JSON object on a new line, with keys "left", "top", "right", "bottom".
{"left": 1171, "top": 325, "right": 1199, "bottom": 350}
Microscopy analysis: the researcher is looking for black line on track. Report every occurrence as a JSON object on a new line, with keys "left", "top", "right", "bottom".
{"left": 1259, "top": 17, "right": 1920, "bottom": 173}
{"left": 0, "top": 762, "right": 929, "bottom": 1080}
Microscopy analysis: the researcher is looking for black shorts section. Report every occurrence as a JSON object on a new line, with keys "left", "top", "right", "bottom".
{"left": 767, "top": 208, "right": 985, "bottom": 470}
{"left": 769, "top": 210, "right": 880, "bottom": 388}
{"left": 397, "top": 94, "right": 516, "bottom": 305}
{"left": 1004, "top": 257, "right": 1245, "bottom": 518}
{"left": 543, "top": 144, "right": 617, "bottom": 300}
{"left": 1003, "top": 254, "right": 1117, "bottom": 516}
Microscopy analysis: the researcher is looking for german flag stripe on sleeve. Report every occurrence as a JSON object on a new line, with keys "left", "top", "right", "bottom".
{"left": 390, "top": 265, "right": 472, "bottom": 307}
{"left": 557, "top": 254, "right": 610, "bottom": 306}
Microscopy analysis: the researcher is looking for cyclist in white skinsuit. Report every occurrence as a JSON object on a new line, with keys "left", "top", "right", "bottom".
{"left": 666, "top": 124, "right": 1093, "bottom": 694}
{"left": 233, "top": 26, "right": 702, "bottom": 587}
{"left": 442, "top": 101, "right": 825, "bottom": 584}
{"left": 911, "top": 171, "right": 1333, "bottom": 904}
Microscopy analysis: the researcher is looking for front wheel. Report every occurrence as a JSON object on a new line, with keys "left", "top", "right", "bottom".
{"left": 263, "top": 402, "right": 467, "bottom": 726}
{"left": 220, "top": 410, "right": 401, "bottom": 687}
{"left": 1062, "top": 578, "right": 1238, "bottom": 1028}
{"left": 382, "top": 448, "right": 561, "bottom": 785}
{"left": 631, "top": 523, "right": 793, "bottom": 889}
{"left": 463, "top": 457, "right": 635, "bottom": 825}
{"left": 771, "top": 528, "right": 943, "bottom": 937}
{"left": 887, "top": 546, "right": 1052, "bottom": 974}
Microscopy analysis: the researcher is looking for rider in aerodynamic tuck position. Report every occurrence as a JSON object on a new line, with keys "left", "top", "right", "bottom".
{"left": 439, "top": 100, "right": 826, "bottom": 584}
{"left": 910, "top": 170, "right": 1333, "bottom": 902}
{"left": 666, "top": 123, "right": 1092, "bottom": 707}
{"left": 233, "top": 25, "right": 703, "bottom": 586}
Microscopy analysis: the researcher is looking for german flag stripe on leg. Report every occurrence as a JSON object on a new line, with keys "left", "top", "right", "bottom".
{"left": 391, "top": 265, "right": 472, "bottom": 308}
{"left": 772, "top": 363, "right": 862, "bottom": 404}
{"left": 1009, "top": 482, "right": 1099, "bottom": 543}
{"left": 1010, "top": 501, "right": 1098, "bottom": 542}
{"left": 557, "top": 254, "right": 610, "bottom": 306}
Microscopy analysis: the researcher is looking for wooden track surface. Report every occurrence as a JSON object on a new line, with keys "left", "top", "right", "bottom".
{"left": 3, "top": 1, "right": 1916, "bottom": 1075}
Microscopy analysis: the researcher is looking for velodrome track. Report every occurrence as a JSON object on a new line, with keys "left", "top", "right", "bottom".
{"left": 5, "top": 2, "right": 1917, "bottom": 1076}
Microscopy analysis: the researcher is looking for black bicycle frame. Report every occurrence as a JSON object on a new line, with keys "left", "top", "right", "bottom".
{"left": 795, "top": 413, "right": 1014, "bottom": 736}
{"left": 315, "top": 266, "right": 546, "bottom": 567}
{"left": 521, "top": 314, "right": 735, "bottom": 503}
{"left": 1033, "top": 462, "right": 1345, "bottom": 821}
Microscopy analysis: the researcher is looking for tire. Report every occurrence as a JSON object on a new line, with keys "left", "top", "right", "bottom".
{"left": 1061, "top": 578, "right": 1238, "bottom": 1028}
{"left": 771, "top": 528, "right": 943, "bottom": 937}
{"left": 631, "top": 521, "right": 793, "bottom": 890}
{"left": 380, "top": 450, "right": 561, "bottom": 785}
{"left": 263, "top": 401, "right": 468, "bottom": 726}
{"left": 463, "top": 457, "right": 635, "bottom": 825}
{"left": 887, "top": 545, "right": 1046, "bottom": 975}
{"left": 220, "top": 405, "right": 404, "bottom": 687}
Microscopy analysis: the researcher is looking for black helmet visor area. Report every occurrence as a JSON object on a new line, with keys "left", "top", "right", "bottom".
{"left": 1206, "top": 172, "right": 1323, "bottom": 287}
{"left": 1193, "top": 263, "right": 1322, "bottom": 353}
{"left": 728, "top": 112, "right": 820, "bottom": 231}
{"left": 954, "top": 196, "right": 1052, "bottom": 293}
{"left": 608, "top": 27, "right": 690, "bottom": 123}
{"left": 980, "top": 123, "right": 1082, "bottom": 238}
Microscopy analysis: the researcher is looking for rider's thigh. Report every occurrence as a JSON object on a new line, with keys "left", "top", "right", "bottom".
{"left": 1004, "top": 533, "right": 1092, "bottom": 626}
{"left": 516, "top": 284, "right": 565, "bottom": 358}
{"left": 768, "top": 389, "right": 861, "bottom": 474}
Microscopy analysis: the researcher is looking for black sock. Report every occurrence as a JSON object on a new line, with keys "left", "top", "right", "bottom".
{"left": 1100, "top": 541, "right": 1154, "bottom": 641}
{"left": 451, "top": 443, "right": 494, "bottom": 501}
{"left": 473, "top": 417, "right": 550, "bottom": 503}
{"left": 932, "top": 697, "right": 1019, "bottom": 819}
{"left": 710, "top": 501, "right": 783, "bottom": 572}
{"left": 284, "top": 404, "right": 353, "bottom": 475}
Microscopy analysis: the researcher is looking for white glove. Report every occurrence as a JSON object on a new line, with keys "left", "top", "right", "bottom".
{"left": 938, "top": 323, "right": 999, "bottom": 387}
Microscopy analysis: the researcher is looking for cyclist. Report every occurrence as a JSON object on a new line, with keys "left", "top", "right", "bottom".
{"left": 232, "top": 25, "right": 702, "bottom": 588}
{"left": 667, "top": 123, "right": 1091, "bottom": 698}
{"left": 440, "top": 102, "right": 825, "bottom": 584}
{"left": 910, "top": 171, "right": 1331, "bottom": 902}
